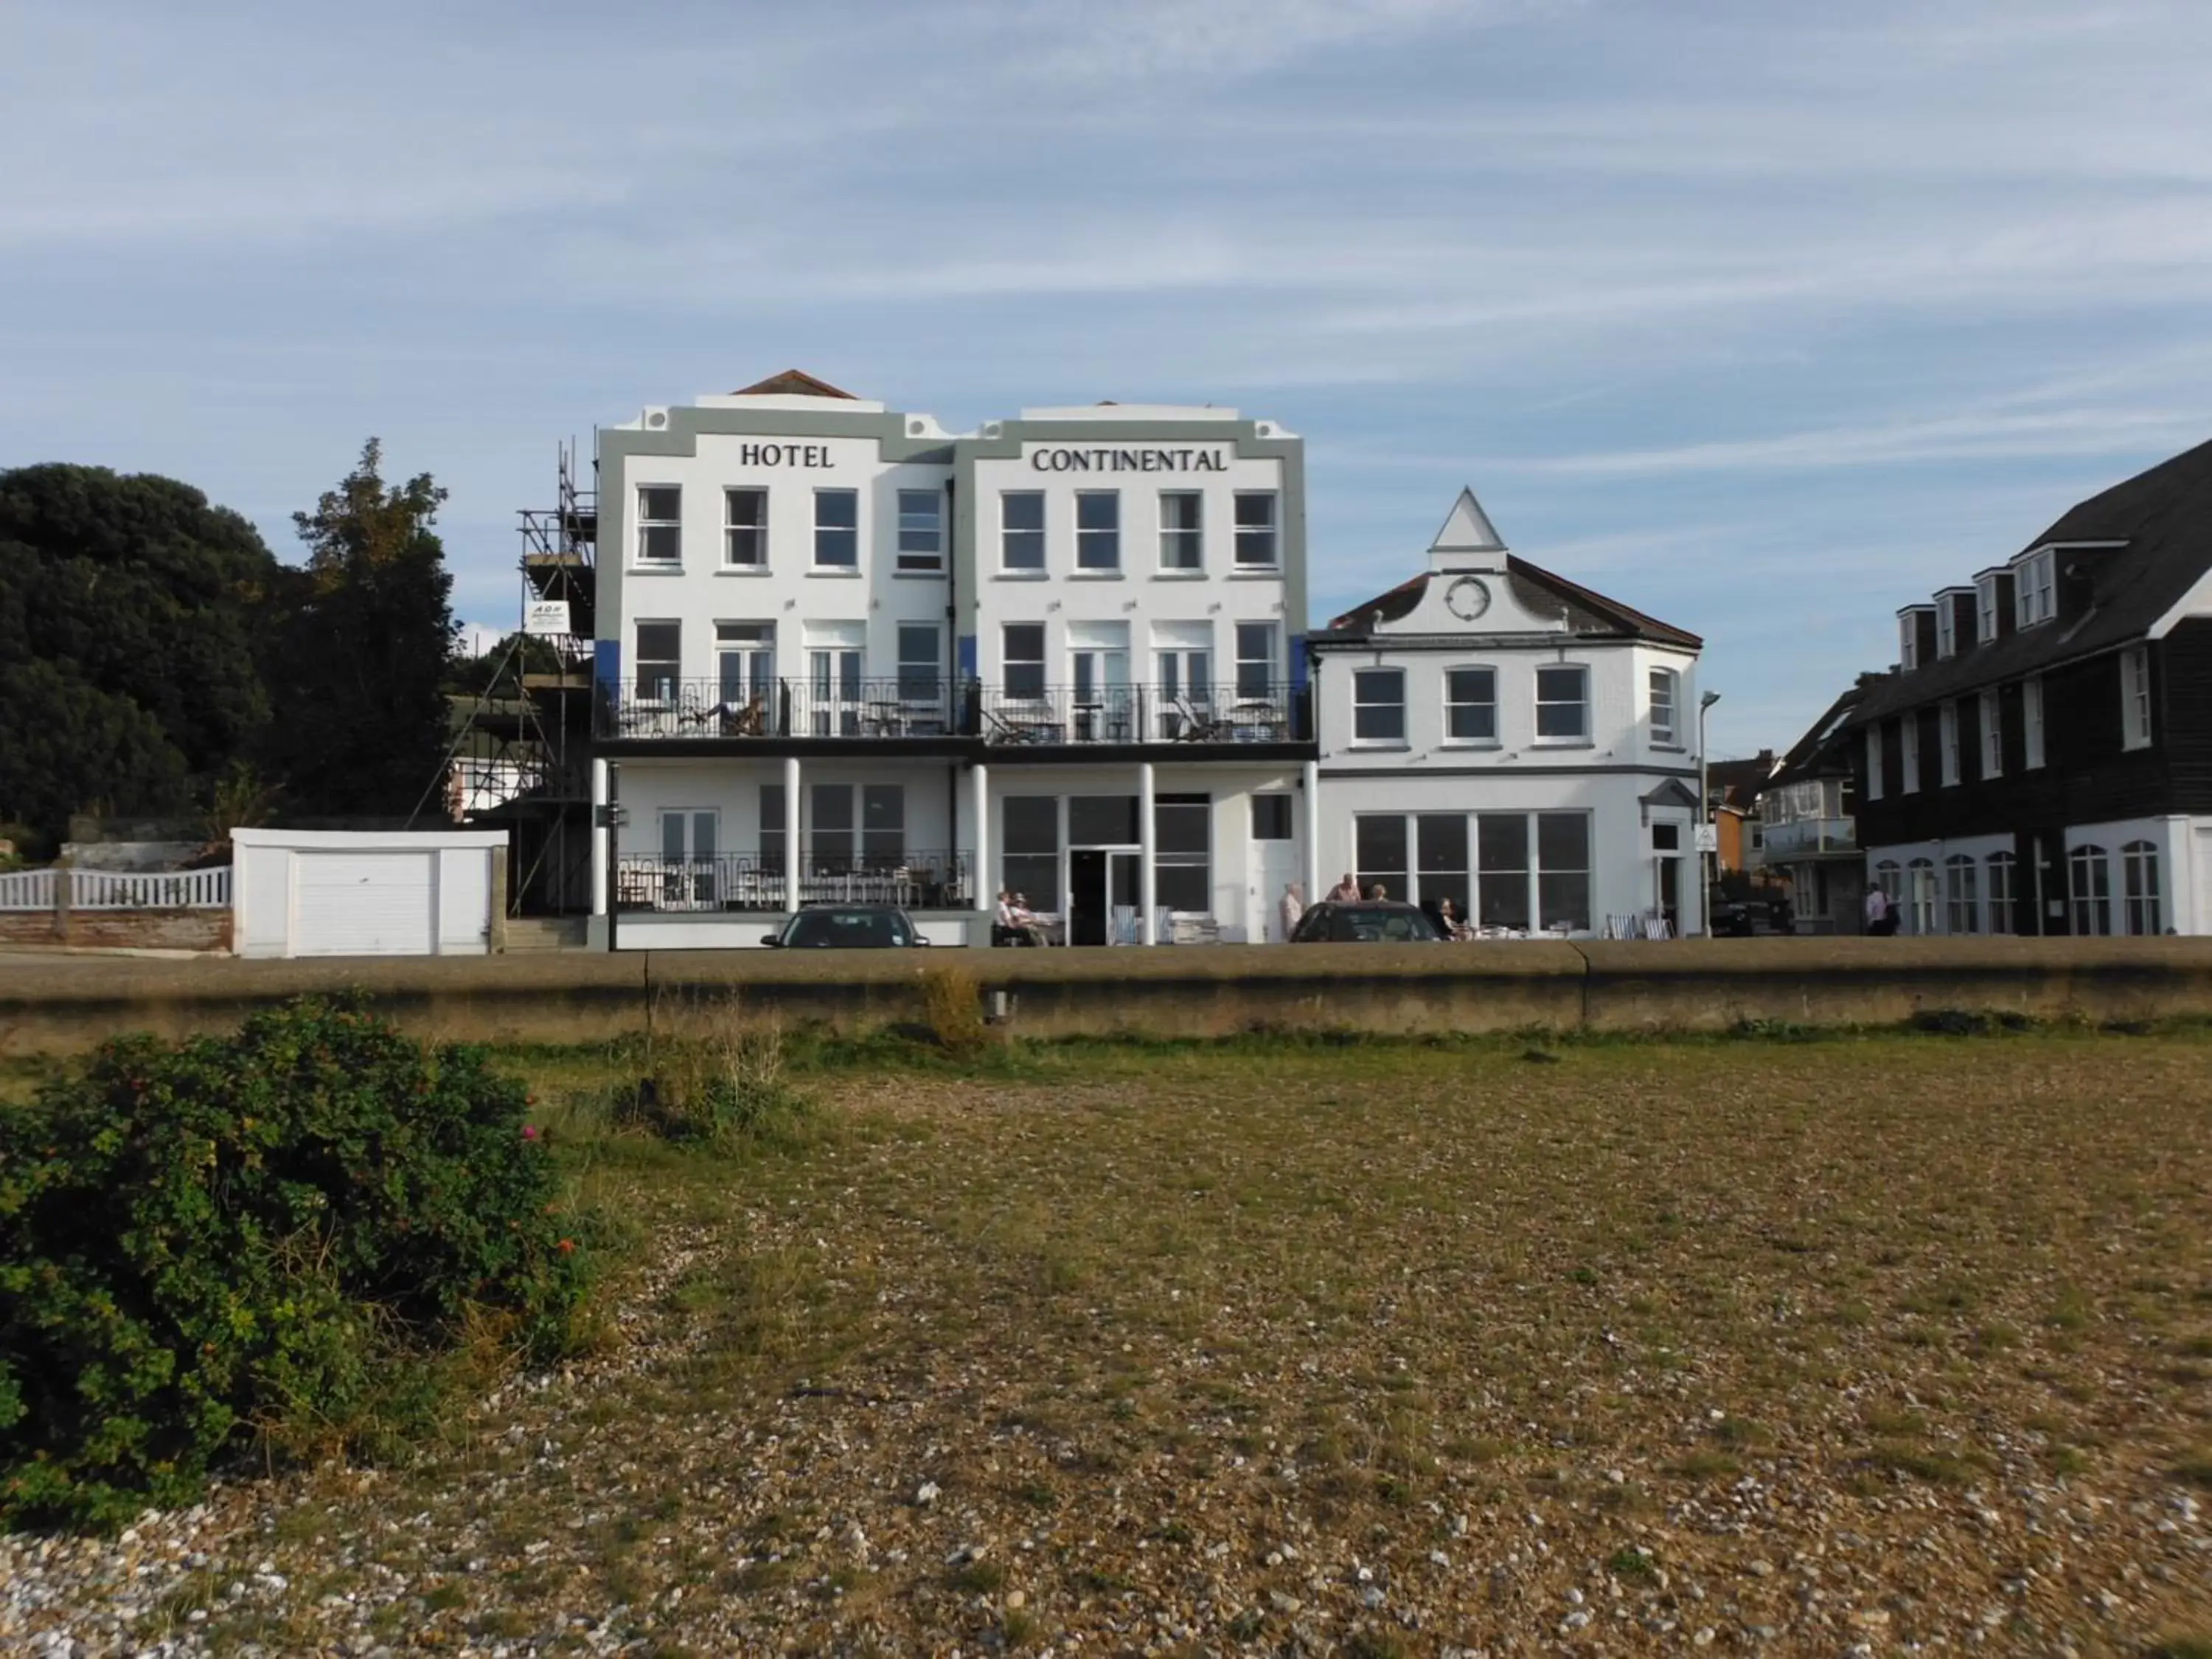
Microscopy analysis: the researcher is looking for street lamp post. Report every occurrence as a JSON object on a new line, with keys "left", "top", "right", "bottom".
{"left": 1698, "top": 690, "right": 1722, "bottom": 937}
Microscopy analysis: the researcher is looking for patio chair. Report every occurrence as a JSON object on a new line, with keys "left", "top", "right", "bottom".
{"left": 1168, "top": 697, "right": 1235, "bottom": 742}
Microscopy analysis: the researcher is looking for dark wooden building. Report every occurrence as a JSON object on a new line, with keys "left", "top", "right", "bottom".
{"left": 1841, "top": 440, "right": 2212, "bottom": 935}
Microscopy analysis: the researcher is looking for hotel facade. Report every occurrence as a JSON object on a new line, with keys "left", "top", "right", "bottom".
{"left": 576, "top": 372, "right": 1704, "bottom": 946}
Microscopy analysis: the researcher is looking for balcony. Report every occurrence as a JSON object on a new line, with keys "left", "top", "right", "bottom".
{"left": 979, "top": 683, "right": 1306, "bottom": 747}
{"left": 597, "top": 678, "right": 1313, "bottom": 750}
{"left": 614, "top": 850, "right": 973, "bottom": 913}
{"left": 600, "top": 678, "right": 962, "bottom": 742}
{"left": 1754, "top": 816, "right": 1857, "bottom": 860}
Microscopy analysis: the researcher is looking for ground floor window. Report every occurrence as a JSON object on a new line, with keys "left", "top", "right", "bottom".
{"left": 1003, "top": 796, "right": 1060, "bottom": 912}
{"left": 2122, "top": 840, "right": 2161, "bottom": 934}
{"left": 1985, "top": 851, "right": 2015, "bottom": 934}
{"left": 1905, "top": 858, "right": 1936, "bottom": 936}
{"left": 1944, "top": 854, "right": 1979, "bottom": 934}
{"left": 1352, "top": 810, "right": 1592, "bottom": 932}
{"left": 1155, "top": 794, "right": 1211, "bottom": 912}
{"left": 2069, "top": 844, "right": 2111, "bottom": 936}
{"left": 760, "top": 783, "right": 785, "bottom": 871}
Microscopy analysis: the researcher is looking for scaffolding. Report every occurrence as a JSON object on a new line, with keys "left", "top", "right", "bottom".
{"left": 425, "top": 439, "right": 598, "bottom": 914}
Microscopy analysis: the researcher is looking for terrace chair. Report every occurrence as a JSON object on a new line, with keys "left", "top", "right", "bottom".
{"left": 1168, "top": 697, "right": 1235, "bottom": 742}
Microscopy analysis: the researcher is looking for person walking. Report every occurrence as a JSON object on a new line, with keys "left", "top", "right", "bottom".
{"left": 1277, "top": 881, "right": 1305, "bottom": 942}
{"left": 1864, "top": 882, "right": 1896, "bottom": 937}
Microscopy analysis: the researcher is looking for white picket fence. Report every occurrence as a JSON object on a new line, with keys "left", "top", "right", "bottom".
{"left": 0, "top": 868, "right": 56, "bottom": 910}
{"left": 0, "top": 866, "right": 230, "bottom": 911}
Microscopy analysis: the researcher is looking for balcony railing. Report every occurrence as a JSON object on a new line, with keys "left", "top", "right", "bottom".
{"left": 600, "top": 678, "right": 961, "bottom": 741}
{"left": 979, "top": 682, "right": 1305, "bottom": 746}
{"left": 614, "top": 850, "right": 973, "bottom": 913}
{"left": 1753, "top": 817, "right": 1857, "bottom": 860}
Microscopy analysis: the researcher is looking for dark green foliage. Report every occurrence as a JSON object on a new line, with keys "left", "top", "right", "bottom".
{"left": 260, "top": 441, "right": 458, "bottom": 817}
{"left": 0, "top": 465, "right": 278, "bottom": 837}
{"left": 445, "top": 631, "right": 570, "bottom": 700}
{"left": 0, "top": 998, "right": 591, "bottom": 1531}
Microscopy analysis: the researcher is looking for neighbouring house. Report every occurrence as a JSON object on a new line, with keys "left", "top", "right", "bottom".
{"left": 1753, "top": 686, "right": 1866, "bottom": 933}
{"left": 1705, "top": 750, "right": 1778, "bottom": 884}
{"left": 1837, "top": 439, "right": 2212, "bottom": 935}
{"left": 588, "top": 372, "right": 1313, "bottom": 947}
{"left": 1309, "top": 490, "right": 1706, "bottom": 938}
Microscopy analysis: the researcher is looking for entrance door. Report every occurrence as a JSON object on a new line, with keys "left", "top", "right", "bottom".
{"left": 1248, "top": 837, "right": 1301, "bottom": 942}
{"left": 1068, "top": 848, "right": 1141, "bottom": 945}
{"left": 1655, "top": 855, "right": 1681, "bottom": 936}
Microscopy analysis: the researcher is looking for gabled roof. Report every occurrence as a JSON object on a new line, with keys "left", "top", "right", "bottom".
{"left": 1430, "top": 487, "right": 1506, "bottom": 554}
{"left": 729, "top": 369, "right": 858, "bottom": 400}
{"left": 1848, "top": 435, "right": 2212, "bottom": 726}
{"left": 1322, "top": 555, "right": 1701, "bottom": 647}
{"left": 1770, "top": 682, "right": 1871, "bottom": 787}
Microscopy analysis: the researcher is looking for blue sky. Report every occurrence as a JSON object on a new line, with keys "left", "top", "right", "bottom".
{"left": 7, "top": 0, "right": 2212, "bottom": 757}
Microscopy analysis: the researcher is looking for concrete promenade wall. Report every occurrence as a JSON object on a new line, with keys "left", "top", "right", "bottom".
{"left": 3, "top": 940, "right": 2211, "bottom": 1057}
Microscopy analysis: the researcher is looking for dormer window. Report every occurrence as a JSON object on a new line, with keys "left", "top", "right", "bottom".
{"left": 1899, "top": 614, "right": 1919, "bottom": 671}
{"left": 1975, "top": 576, "right": 1998, "bottom": 641}
{"left": 1935, "top": 604, "right": 1956, "bottom": 659}
{"left": 2015, "top": 549, "right": 2056, "bottom": 627}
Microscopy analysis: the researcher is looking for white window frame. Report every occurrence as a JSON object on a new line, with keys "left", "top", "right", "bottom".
{"left": 633, "top": 619, "right": 681, "bottom": 703}
{"left": 2016, "top": 550, "right": 2056, "bottom": 627}
{"left": 1936, "top": 604, "right": 1956, "bottom": 660}
{"left": 2023, "top": 678, "right": 2045, "bottom": 769}
{"left": 1899, "top": 716, "right": 1921, "bottom": 794}
{"left": 723, "top": 487, "right": 767, "bottom": 568}
{"left": 1158, "top": 491, "right": 1203, "bottom": 571}
{"left": 2121, "top": 647, "right": 2152, "bottom": 750}
{"left": 1234, "top": 491, "right": 1279, "bottom": 568}
{"left": 1002, "top": 622, "right": 1047, "bottom": 703}
{"left": 2121, "top": 840, "right": 2161, "bottom": 935}
{"left": 1533, "top": 663, "right": 1590, "bottom": 745}
{"left": 1986, "top": 852, "right": 2016, "bottom": 934}
{"left": 1649, "top": 667, "right": 1680, "bottom": 748}
{"left": 1939, "top": 701, "right": 1960, "bottom": 787}
{"left": 1979, "top": 689, "right": 2001, "bottom": 778}
{"left": 1075, "top": 490, "right": 1121, "bottom": 571}
{"left": 1233, "top": 622, "right": 1277, "bottom": 700}
{"left": 1944, "top": 854, "right": 1979, "bottom": 935}
{"left": 1899, "top": 614, "right": 1919, "bottom": 671}
{"left": 1976, "top": 577, "right": 1999, "bottom": 642}
{"left": 896, "top": 488, "right": 944, "bottom": 574}
{"left": 1444, "top": 665, "right": 1498, "bottom": 746}
{"left": 636, "top": 485, "right": 682, "bottom": 566}
{"left": 1000, "top": 490, "right": 1046, "bottom": 572}
{"left": 2069, "top": 844, "right": 2111, "bottom": 936}
{"left": 1865, "top": 725, "right": 1884, "bottom": 802}
{"left": 813, "top": 487, "right": 859, "bottom": 568}
{"left": 1352, "top": 667, "right": 1407, "bottom": 745}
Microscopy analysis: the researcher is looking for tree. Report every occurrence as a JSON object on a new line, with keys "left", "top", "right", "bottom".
{"left": 0, "top": 465, "right": 278, "bottom": 840}
{"left": 261, "top": 442, "right": 457, "bottom": 817}
{"left": 443, "top": 630, "right": 569, "bottom": 700}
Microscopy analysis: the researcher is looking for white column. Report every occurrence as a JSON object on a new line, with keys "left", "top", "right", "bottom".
{"left": 590, "top": 758, "right": 610, "bottom": 917}
{"left": 782, "top": 755, "right": 801, "bottom": 913}
{"left": 970, "top": 762, "right": 991, "bottom": 918}
{"left": 1138, "top": 759, "right": 1158, "bottom": 945}
{"left": 1301, "top": 758, "right": 1321, "bottom": 912}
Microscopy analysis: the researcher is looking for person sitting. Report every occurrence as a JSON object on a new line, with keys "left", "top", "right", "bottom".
{"left": 1326, "top": 872, "right": 1362, "bottom": 902}
{"left": 1009, "top": 891, "right": 1049, "bottom": 947}
{"left": 1367, "top": 883, "right": 1388, "bottom": 900}
{"left": 1434, "top": 897, "right": 1472, "bottom": 940}
{"left": 993, "top": 888, "right": 1039, "bottom": 947}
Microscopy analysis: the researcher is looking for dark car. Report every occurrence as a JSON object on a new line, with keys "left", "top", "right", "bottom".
{"left": 762, "top": 904, "right": 930, "bottom": 949}
{"left": 1288, "top": 901, "right": 1445, "bottom": 943}
{"left": 1717, "top": 900, "right": 1794, "bottom": 938}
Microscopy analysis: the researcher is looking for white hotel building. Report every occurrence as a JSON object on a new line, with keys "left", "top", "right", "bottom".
{"left": 584, "top": 372, "right": 1704, "bottom": 946}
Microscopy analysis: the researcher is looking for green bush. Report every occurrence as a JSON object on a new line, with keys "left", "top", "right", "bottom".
{"left": 0, "top": 996, "right": 593, "bottom": 1531}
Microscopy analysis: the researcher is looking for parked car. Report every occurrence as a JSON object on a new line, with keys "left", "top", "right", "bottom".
{"left": 762, "top": 904, "right": 930, "bottom": 948}
{"left": 1716, "top": 900, "right": 1794, "bottom": 938}
{"left": 1288, "top": 901, "right": 1445, "bottom": 943}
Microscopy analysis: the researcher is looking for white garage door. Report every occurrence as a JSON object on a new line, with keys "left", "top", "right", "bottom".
{"left": 293, "top": 852, "right": 437, "bottom": 956}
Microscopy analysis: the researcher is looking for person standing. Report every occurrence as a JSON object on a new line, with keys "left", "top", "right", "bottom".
{"left": 1277, "top": 881, "right": 1305, "bottom": 942}
{"left": 1326, "top": 872, "right": 1361, "bottom": 902}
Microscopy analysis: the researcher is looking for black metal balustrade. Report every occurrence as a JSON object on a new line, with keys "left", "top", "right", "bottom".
{"left": 596, "top": 679, "right": 1310, "bottom": 747}
{"left": 614, "top": 850, "right": 973, "bottom": 913}
{"left": 599, "top": 678, "right": 961, "bottom": 740}
{"left": 978, "top": 683, "right": 1305, "bottom": 745}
